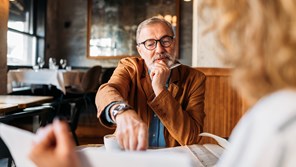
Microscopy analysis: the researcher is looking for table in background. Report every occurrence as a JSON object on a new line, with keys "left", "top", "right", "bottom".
{"left": 0, "top": 104, "right": 18, "bottom": 114}
{"left": 0, "top": 95, "right": 53, "bottom": 115}
{"left": 7, "top": 69, "right": 86, "bottom": 94}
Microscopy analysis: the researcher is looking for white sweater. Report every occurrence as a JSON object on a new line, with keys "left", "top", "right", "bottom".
{"left": 217, "top": 89, "right": 296, "bottom": 167}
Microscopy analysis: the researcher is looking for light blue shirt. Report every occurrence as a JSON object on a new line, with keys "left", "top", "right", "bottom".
{"left": 148, "top": 113, "right": 166, "bottom": 147}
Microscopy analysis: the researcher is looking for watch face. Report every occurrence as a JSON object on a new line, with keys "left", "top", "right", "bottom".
{"left": 116, "top": 104, "right": 127, "bottom": 110}
{"left": 112, "top": 103, "right": 131, "bottom": 118}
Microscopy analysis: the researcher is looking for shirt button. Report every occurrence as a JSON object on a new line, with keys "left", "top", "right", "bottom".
{"left": 154, "top": 114, "right": 157, "bottom": 117}
{"left": 153, "top": 134, "right": 156, "bottom": 137}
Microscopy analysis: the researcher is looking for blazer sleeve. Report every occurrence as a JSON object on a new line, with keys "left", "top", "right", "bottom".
{"left": 96, "top": 60, "right": 133, "bottom": 127}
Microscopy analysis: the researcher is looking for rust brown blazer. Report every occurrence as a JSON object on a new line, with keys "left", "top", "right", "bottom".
{"left": 96, "top": 57, "right": 206, "bottom": 147}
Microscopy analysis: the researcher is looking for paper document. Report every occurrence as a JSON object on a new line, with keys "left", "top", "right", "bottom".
{"left": 199, "top": 132, "right": 229, "bottom": 149}
{"left": 147, "top": 144, "right": 224, "bottom": 167}
{"left": 0, "top": 123, "right": 36, "bottom": 167}
{"left": 0, "top": 123, "right": 193, "bottom": 167}
{"left": 77, "top": 148, "right": 192, "bottom": 167}
{"left": 0, "top": 123, "right": 225, "bottom": 167}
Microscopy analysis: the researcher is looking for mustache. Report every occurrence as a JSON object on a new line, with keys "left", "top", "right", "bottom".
{"left": 152, "top": 53, "right": 172, "bottom": 63}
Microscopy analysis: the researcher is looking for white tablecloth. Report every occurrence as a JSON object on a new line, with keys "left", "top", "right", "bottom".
{"left": 7, "top": 69, "right": 85, "bottom": 94}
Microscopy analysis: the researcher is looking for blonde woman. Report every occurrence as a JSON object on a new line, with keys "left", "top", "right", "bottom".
{"left": 200, "top": 0, "right": 296, "bottom": 166}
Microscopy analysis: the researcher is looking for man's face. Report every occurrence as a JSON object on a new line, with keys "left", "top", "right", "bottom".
{"left": 137, "top": 22, "right": 177, "bottom": 69}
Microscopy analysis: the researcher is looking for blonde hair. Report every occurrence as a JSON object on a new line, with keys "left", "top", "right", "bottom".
{"left": 200, "top": 0, "right": 296, "bottom": 104}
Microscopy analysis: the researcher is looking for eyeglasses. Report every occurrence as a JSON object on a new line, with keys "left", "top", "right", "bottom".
{"left": 137, "top": 35, "right": 174, "bottom": 50}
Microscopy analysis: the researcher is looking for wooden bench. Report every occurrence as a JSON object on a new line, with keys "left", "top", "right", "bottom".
{"left": 196, "top": 68, "right": 249, "bottom": 144}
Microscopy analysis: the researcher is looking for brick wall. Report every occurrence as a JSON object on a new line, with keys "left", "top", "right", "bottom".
{"left": 46, "top": 0, "right": 193, "bottom": 67}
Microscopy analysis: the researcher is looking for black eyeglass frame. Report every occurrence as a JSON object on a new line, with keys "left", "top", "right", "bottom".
{"left": 137, "top": 35, "right": 175, "bottom": 50}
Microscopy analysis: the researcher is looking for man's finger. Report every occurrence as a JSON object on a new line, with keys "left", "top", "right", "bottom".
{"left": 136, "top": 126, "right": 148, "bottom": 151}
{"left": 129, "top": 131, "right": 138, "bottom": 151}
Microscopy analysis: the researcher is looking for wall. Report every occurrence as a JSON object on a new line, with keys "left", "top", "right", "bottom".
{"left": 0, "top": 0, "right": 9, "bottom": 94}
{"left": 179, "top": 0, "right": 193, "bottom": 66}
{"left": 192, "top": 0, "right": 225, "bottom": 67}
{"left": 46, "top": 0, "right": 194, "bottom": 68}
{"left": 46, "top": 0, "right": 116, "bottom": 68}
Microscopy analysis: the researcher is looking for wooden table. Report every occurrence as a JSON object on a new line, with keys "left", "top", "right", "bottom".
{"left": 0, "top": 95, "right": 53, "bottom": 114}
{"left": 0, "top": 104, "right": 18, "bottom": 114}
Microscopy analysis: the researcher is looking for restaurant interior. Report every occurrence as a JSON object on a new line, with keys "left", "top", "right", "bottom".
{"left": 0, "top": 0, "right": 249, "bottom": 165}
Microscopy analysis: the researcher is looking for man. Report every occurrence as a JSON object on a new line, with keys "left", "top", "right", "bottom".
{"left": 96, "top": 17, "right": 206, "bottom": 151}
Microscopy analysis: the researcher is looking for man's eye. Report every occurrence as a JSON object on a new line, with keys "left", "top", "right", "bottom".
{"left": 145, "top": 41, "right": 155, "bottom": 47}
{"left": 161, "top": 37, "right": 171, "bottom": 42}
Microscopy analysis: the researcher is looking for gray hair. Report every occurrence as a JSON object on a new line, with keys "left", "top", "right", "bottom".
{"left": 136, "top": 17, "right": 175, "bottom": 44}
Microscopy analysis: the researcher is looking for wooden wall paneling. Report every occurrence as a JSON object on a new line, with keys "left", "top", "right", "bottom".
{"left": 196, "top": 68, "right": 248, "bottom": 144}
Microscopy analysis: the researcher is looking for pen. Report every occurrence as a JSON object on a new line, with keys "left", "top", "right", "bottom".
{"left": 169, "top": 63, "right": 181, "bottom": 69}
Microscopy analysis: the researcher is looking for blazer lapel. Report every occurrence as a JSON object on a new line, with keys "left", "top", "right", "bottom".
{"left": 141, "top": 65, "right": 155, "bottom": 99}
{"left": 168, "top": 67, "right": 182, "bottom": 98}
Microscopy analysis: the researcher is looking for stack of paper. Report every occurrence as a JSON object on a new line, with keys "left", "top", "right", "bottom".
{"left": 0, "top": 123, "right": 226, "bottom": 167}
{"left": 0, "top": 123, "right": 191, "bottom": 167}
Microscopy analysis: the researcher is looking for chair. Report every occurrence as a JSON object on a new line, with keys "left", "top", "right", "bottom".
{"left": 66, "top": 65, "right": 102, "bottom": 95}
{"left": 59, "top": 65, "right": 102, "bottom": 145}
{"left": 81, "top": 65, "right": 102, "bottom": 93}
{"left": 0, "top": 105, "right": 54, "bottom": 167}
{"left": 74, "top": 67, "right": 116, "bottom": 144}
{"left": 54, "top": 97, "right": 86, "bottom": 145}
{"left": 100, "top": 67, "right": 115, "bottom": 84}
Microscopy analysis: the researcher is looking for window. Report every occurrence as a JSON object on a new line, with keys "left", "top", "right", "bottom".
{"left": 8, "top": 0, "right": 46, "bottom": 66}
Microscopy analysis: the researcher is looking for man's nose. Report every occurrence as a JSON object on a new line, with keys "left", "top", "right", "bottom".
{"left": 155, "top": 41, "right": 165, "bottom": 53}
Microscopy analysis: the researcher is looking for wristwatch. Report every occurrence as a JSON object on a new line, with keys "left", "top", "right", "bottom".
{"left": 111, "top": 103, "right": 132, "bottom": 120}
